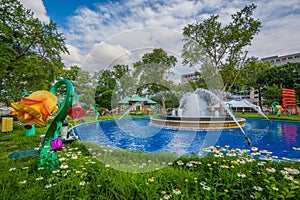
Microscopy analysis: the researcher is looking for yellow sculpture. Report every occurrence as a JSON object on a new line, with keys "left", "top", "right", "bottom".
{"left": 11, "top": 90, "right": 58, "bottom": 127}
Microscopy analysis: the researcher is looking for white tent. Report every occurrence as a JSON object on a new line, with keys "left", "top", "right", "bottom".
{"left": 226, "top": 100, "right": 260, "bottom": 112}
{"left": 226, "top": 100, "right": 253, "bottom": 108}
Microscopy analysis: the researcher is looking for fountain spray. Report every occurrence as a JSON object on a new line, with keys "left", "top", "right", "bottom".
{"left": 196, "top": 89, "right": 252, "bottom": 145}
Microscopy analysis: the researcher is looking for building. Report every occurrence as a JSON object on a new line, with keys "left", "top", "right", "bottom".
{"left": 181, "top": 72, "right": 198, "bottom": 84}
{"left": 261, "top": 52, "right": 300, "bottom": 66}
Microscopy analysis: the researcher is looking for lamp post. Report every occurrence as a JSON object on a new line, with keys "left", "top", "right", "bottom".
{"left": 162, "top": 97, "right": 166, "bottom": 115}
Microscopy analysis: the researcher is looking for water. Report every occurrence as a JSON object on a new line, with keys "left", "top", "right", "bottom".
{"left": 118, "top": 102, "right": 142, "bottom": 121}
{"left": 72, "top": 117, "right": 300, "bottom": 160}
{"left": 243, "top": 100, "right": 270, "bottom": 121}
{"left": 194, "top": 89, "right": 250, "bottom": 144}
{"left": 179, "top": 92, "right": 208, "bottom": 116}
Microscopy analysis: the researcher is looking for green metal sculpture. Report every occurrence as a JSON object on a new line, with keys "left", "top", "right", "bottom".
{"left": 38, "top": 79, "right": 75, "bottom": 172}
{"left": 90, "top": 103, "right": 99, "bottom": 120}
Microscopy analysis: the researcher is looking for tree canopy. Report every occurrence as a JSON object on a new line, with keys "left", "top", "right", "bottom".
{"left": 182, "top": 4, "right": 261, "bottom": 91}
{"left": 0, "top": 0, "right": 68, "bottom": 105}
{"left": 133, "top": 48, "right": 177, "bottom": 96}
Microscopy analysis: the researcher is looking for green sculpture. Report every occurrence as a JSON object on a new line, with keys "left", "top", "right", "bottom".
{"left": 90, "top": 103, "right": 99, "bottom": 120}
{"left": 38, "top": 79, "right": 75, "bottom": 172}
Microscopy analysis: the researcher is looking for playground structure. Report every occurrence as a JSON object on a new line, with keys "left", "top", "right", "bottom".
{"left": 281, "top": 88, "right": 299, "bottom": 116}
{"left": 270, "top": 102, "right": 284, "bottom": 117}
{"left": 270, "top": 88, "right": 299, "bottom": 117}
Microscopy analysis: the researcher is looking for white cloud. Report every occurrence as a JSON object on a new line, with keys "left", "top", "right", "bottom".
{"left": 78, "top": 28, "right": 186, "bottom": 77}
{"left": 246, "top": 1, "right": 300, "bottom": 57}
{"left": 19, "top": 0, "right": 50, "bottom": 23}
{"left": 82, "top": 42, "right": 132, "bottom": 72}
{"left": 19, "top": 0, "right": 300, "bottom": 80}
{"left": 61, "top": 45, "right": 84, "bottom": 67}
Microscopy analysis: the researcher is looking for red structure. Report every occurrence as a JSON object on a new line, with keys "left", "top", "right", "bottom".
{"left": 281, "top": 88, "right": 299, "bottom": 115}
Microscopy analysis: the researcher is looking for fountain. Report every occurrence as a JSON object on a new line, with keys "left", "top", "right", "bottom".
{"left": 150, "top": 89, "right": 250, "bottom": 144}
{"left": 118, "top": 102, "right": 142, "bottom": 121}
{"left": 242, "top": 100, "right": 271, "bottom": 122}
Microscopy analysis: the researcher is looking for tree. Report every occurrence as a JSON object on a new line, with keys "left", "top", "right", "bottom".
{"left": 133, "top": 48, "right": 177, "bottom": 96}
{"left": 0, "top": 0, "right": 68, "bottom": 105}
{"left": 94, "top": 70, "right": 116, "bottom": 110}
{"left": 62, "top": 66, "right": 96, "bottom": 107}
{"left": 257, "top": 62, "right": 300, "bottom": 89}
{"left": 112, "top": 64, "right": 135, "bottom": 99}
{"left": 182, "top": 4, "right": 261, "bottom": 91}
{"left": 257, "top": 62, "right": 300, "bottom": 103}
{"left": 262, "top": 84, "right": 281, "bottom": 106}
{"left": 236, "top": 58, "right": 271, "bottom": 107}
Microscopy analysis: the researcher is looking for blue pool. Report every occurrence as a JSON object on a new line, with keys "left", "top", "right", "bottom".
{"left": 72, "top": 117, "right": 300, "bottom": 160}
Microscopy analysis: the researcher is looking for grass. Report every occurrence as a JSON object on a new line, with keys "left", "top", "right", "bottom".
{"left": 0, "top": 121, "right": 300, "bottom": 199}
{"left": 234, "top": 112, "right": 300, "bottom": 121}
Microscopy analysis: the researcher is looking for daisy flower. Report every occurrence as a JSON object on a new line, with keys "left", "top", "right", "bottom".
{"left": 163, "top": 194, "right": 171, "bottom": 199}
{"left": 9, "top": 168, "right": 16, "bottom": 171}
{"left": 266, "top": 167, "right": 276, "bottom": 173}
{"left": 237, "top": 172, "right": 246, "bottom": 178}
{"left": 284, "top": 175, "right": 294, "bottom": 181}
{"left": 221, "top": 164, "right": 229, "bottom": 169}
{"left": 60, "top": 163, "right": 68, "bottom": 169}
{"left": 36, "top": 176, "right": 43, "bottom": 181}
{"left": 253, "top": 186, "right": 263, "bottom": 191}
{"left": 79, "top": 181, "right": 86, "bottom": 186}
{"left": 177, "top": 160, "right": 184, "bottom": 166}
{"left": 173, "top": 189, "right": 181, "bottom": 195}
{"left": 203, "top": 185, "right": 211, "bottom": 191}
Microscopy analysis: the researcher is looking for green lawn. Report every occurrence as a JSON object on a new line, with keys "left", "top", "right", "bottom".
{"left": 0, "top": 120, "right": 300, "bottom": 199}
{"left": 234, "top": 112, "right": 300, "bottom": 121}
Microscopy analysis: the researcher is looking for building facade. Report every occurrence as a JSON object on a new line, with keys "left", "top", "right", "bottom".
{"left": 261, "top": 52, "right": 300, "bottom": 66}
{"left": 181, "top": 72, "right": 198, "bottom": 84}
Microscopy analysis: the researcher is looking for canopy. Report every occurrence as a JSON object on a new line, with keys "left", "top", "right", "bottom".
{"left": 117, "top": 96, "right": 130, "bottom": 104}
{"left": 145, "top": 98, "right": 157, "bottom": 105}
{"left": 129, "top": 95, "right": 147, "bottom": 103}
{"left": 226, "top": 100, "right": 256, "bottom": 108}
{"left": 117, "top": 95, "right": 157, "bottom": 105}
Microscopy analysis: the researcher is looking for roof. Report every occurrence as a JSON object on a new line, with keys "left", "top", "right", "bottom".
{"left": 226, "top": 100, "right": 257, "bottom": 108}
{"left": 117, "top": 95, "right": 157, "bottom": 105}
{"left": 129, "top": 95, "right": 147, "bottom": 102}
{"left": 145, "top": 98, "right": 157, "bottom": 104}
{"left": 117, "top": 96, "right": 130, "bottom": 104}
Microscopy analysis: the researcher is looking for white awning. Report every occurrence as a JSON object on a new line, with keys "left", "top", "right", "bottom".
{"left": 226, "top": 100, "right": 255, "bottom": 108}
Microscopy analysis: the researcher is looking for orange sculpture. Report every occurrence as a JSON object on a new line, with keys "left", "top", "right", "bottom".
{"left": 10, "top": 90, "right": 58, "bottom": 127}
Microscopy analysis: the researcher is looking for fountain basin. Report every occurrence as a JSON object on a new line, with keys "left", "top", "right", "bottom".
{"left": 150, "top": 116, "right": 245, "bottom": 129}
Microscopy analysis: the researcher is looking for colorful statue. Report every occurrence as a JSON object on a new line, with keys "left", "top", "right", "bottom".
{"left": 11, "top": 79, "right": 80, "bottom": 172}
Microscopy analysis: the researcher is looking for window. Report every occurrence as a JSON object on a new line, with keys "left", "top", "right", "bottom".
{"left": 282, "top": 58, "right": 287, "bottom": 60}
{"left": 295, "top": 55, "right": 299, "bottom": 58}
{"left": 288, "top": 56, "right": 293, "bottom": 59}
{"left": 276, "top": 59, "right": 280, "bottom": 62}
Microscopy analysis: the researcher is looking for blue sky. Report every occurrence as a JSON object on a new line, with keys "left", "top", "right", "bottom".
{"left": 42, "top": 0, "right": 115, "bottom": 26}
{"left": 20, "top": 0, "right": 300, "bottom": 82}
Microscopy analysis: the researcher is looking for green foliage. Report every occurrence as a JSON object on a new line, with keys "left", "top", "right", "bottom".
{"left": 151, "top": 91, "right": 181, "bottom": 110}
{"left": 111, "top": 64, "right": 136, "bottom": 104}
{"left": 133, "top": 48, "right": 177, "bottom": 96}
{"left": 0, "top": 0, "right": 68, "bottom": 105}
{"left": 94, "top": 70, "right": 116, "bottom": 110}
{"left": 262, "top": 85, "right": 282, "bottom": 106}
{"left": 182, "top": 4, "right": 261, "bottom": 91}
{"left": 238, "top": 58, "right": 271, "bottom": 90}
{"left": 257, "top": 62, "right": 300, "bottom": 101}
